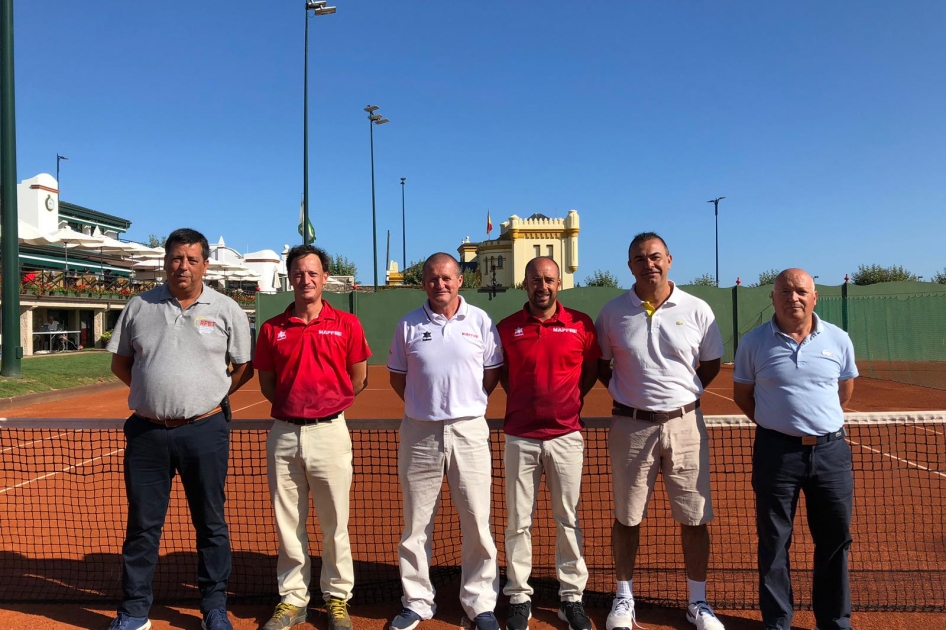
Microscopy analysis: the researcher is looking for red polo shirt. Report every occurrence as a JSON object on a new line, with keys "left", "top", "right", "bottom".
{"left": 254, "top": 300, "right": 371, "bottom": 420}
{"left": 497, "top": 302, "right": 601, "bottom": 439}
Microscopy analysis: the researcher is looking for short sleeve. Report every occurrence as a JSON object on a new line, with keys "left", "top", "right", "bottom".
{"left": 595, "top": 308, "right": 613, "bottom": 361}
{"left": 580, "top": 313, "right": 602, "bottom": 361}
{"left": 347, "top": 316, "right": 372, "bottom": 366}
{"left": 839, "top": 332, "right": 859, "bottom": 380}
{"left": 107, "top": 297, "right": 136, "bottom": 357}
{"left": 698, "top": 304, "right": 725, "bottom": 362}
{"left": 226, "top": 301, "right": 253, "bottom": 365}
{"left": 254, "top": 322, "right": 275, "bottom": 372}
{"left": 387, "top": 319, "right": 409, "bottom": 374}
{"left": 483, "top": 319, "right": 503, "bottom": 370}
{"left": 733, "top": 334, "right": 755, "bottom": 384}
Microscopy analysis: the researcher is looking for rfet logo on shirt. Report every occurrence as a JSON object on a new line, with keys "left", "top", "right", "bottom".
{"left": 194, "top": 316, "right": 217, "bottom": 335}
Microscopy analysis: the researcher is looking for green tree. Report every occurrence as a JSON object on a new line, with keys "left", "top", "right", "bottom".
{"left": 750, "top": 268, "right": 781, "bottom": 288}
{"left": 687, "top": 273, "right": 716, "bottom": 287}
{"left": 851, "top": 264, "right": 919, "bottom": 285}
{"left": 401, "top": 259, "right": 425, "bottom": 285}
{"left": 330, "top": 254, "right": 358, "bottom": 281}
{"left": 933, "top": 269, "right": 946, "bottom": 284}
{"left": 147, "top": 234, "right": 166, "bottom": 248}
{"left": 583, "top": 269, "right": 620, "bottom": 288}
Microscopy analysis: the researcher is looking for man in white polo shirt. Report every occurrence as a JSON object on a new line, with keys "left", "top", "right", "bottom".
{"left": 387, "top": 253, "right": 503, "bottom": 630}
{"left": 596, "top": 232, "right": 725, "bottom": 630}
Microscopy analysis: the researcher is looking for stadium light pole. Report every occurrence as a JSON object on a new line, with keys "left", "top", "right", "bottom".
{"left": 303, "top": 0, "right": 335, "bottom": 245}
{"left": 707, "top": 196, "right": 725, "bottom": 287}
{"left": 1, "top": 0, "right": 22, "bottom": 376}
{"left": 400, "top": 177, "right": 407, "bottom": 271}
{"left": 365, "top": 105, "right": 389, "bottom": 290}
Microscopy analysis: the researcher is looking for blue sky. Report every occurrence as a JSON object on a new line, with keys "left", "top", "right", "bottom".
{"left": 12, "top": 1, "right": 946, "bottom": 287}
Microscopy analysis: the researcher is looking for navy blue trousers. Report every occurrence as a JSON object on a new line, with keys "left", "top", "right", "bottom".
{"left": 751, "top": 427, "right": 853, "bottom": 630}
{"left": 119, "top": 412, "right": 231, "bottom": 617}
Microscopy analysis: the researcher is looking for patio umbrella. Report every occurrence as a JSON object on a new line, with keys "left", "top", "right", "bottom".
{"left": 48, "top": 228, "right": 107, "bottom": 274}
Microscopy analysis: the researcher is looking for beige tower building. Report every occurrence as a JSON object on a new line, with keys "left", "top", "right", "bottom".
{"left": 458, "top": 209, "right": 580, "bottom": 289}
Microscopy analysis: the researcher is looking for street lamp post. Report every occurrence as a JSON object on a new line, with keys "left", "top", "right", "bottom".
{"left": 303, "top": 0, "right": 335, "bottom": 245}
{"left": 56, "top": 153, "right": 68, "bottom": 189}
{"left": 400, "top": 177, "right": 406, "bottom": 271}
{"left": 365, "top": 105, "right": 389, "bottom": 290}
{"left": 707, "top": 196, "right": 725, "bottom": 287}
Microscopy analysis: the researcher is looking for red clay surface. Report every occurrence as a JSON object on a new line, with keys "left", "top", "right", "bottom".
{"left": 3, "top": 365, "right": 946, "bottom": 630}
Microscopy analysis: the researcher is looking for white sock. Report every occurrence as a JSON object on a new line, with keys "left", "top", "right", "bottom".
{"left": 687, "top": 578, "right": 706, "bottom": 604}
{"left": 616, "top": 580, "right": 633, "bottom": 600}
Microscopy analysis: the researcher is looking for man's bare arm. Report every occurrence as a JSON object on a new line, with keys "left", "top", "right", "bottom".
{"left": 696, "top": 358, "right": 721, "bottom": 389}
{"left": 349, "top": 360, "right": 368, "bottom": 396}
{"left": 838, "top": 378, "right": 855, "bottom": 408}
{"left": 597, "top": 358, "right": 612, "bottom": 387}
{"left": 483, "top": 367, "right": 501, "bottom": 395}
{"left": 111, "top": 354, "right": 134, "bottom": 387}
{"left": 733, "top": 381, "right": 756, "bottom": 422}
{"left": 259, "top": 370, "right": 277, "bottom": 404}
{"left": 580, "top": 358, "right": 598, "bottom": 399}
{"left": 390, "top": 372, "right": 407, "bottom": 402}
{"left": 229, "top": 362, "right": 253, "bottom": 394}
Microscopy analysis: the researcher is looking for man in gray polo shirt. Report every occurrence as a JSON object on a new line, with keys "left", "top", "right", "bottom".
{"left": 106, "top": 228, "right": 253, "bottom": 630}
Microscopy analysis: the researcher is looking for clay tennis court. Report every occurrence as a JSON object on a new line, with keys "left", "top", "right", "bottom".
{"left": 2, "top": 366, "right": 946, "bottom": 630}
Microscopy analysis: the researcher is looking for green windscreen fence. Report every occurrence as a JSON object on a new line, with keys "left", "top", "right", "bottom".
{"left": 257, "top": 281, "right": 946, "bottom": 390}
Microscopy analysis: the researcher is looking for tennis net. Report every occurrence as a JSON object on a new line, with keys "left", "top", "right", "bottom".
{"left": 1, "top": 413, "right": 944, "bottom": 611}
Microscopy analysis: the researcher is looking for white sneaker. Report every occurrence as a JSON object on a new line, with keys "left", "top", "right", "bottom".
{"left": 605, "top": 597, "right": 637, "bottom": 630}
{"left": 686, "top": 601, "right": 724, "bottom": 630}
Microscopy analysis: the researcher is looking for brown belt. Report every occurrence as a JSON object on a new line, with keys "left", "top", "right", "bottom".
{"left": 140, "top": 406, "right": 223, "bottom": 429}
{"left": 612, "top": 399, "right": 700, "bottom": 422}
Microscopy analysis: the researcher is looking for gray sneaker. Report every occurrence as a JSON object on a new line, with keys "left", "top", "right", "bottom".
{"left": 558, "top": 601, "right": 592, "bottom": 630}
{"left": 261, "top": 602, "right": 308, "bottom": 630}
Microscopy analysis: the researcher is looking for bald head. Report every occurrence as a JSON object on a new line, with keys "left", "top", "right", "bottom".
{"left": 422, "top": 252, "right": 461, "bottom": 279}
{"left": 774, "top": 268, "right": 815, "bottom": 291}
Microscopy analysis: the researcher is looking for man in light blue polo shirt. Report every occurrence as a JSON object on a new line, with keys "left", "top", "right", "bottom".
{"left": 733, "top": 268, "right": 858, "bottom": 630}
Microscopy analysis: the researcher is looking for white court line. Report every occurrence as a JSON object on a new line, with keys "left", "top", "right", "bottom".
{"left": 703, "top": 389, "right": 735, "bottom": 402}
{"left": 848, "top": 440, "right": 946, "bottom": 480}
{"left": 0, "top": 448, "right": 123, "bottom": 495}
{"left": 233, "top": 400, "right": 269, "bottom": 413}
{"left": 1, "top": 431, "right": 66, "bottom": 454}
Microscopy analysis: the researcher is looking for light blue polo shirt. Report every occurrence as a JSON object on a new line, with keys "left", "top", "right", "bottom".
{"left": 734, "top": 314, "right": 858, "bottom": 436}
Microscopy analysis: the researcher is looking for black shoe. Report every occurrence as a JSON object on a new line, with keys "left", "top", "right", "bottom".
{"left": 506, "top": 602, "right": 531, "bottom": 630}
{"left": 558, "top": 601, "right": 592, "bottom": 630}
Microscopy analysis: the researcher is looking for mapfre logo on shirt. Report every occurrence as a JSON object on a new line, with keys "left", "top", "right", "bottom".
{"left": 194, "top": 316, "right": 217, "bottom": 335}
{"left": 552, "top": 327, "right": 578, "bottom": 334}
{"left": 319, "top": 330, "right": 342, "bottom": 337}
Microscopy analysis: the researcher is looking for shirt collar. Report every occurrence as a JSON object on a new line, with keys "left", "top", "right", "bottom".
{"left": 768, "top": 312, "right": 822, "bottom": 337}
{"left": 628, "top": 281, "right": 678, "bottom": 308}
{"left": 424, "top": 294, "right": 468, "bottom": 322}
{"left": 158, "top": 282, "right": 214, "bottom": 304}
{"left": 518, "top": 300, "right": 567, "bottom": 324}
{"left": 283, "top": 298, "right": 338, "bottom": 325}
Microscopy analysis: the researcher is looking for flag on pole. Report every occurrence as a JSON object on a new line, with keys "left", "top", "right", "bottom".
{"left": 486, "top": 210, "right": 493, "bottom": 237}
{"left": 298, "top": 198, "right": 315, "bottom": 244}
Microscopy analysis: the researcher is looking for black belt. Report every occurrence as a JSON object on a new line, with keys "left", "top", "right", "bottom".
{"left": 280, "top": 412, "right": 340, "bottom": 426}
{"left": 758, "top": 425, "right": 846, "bottom": 446}
{"left": 612, "top": 399, "right": 700, "bottom": 422}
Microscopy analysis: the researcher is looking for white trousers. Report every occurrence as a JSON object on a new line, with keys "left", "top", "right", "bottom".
{"left": 398, "top": 415, "right": 499, "bottom": 620}
{"left": 503, "top": 431, "right": 588, "bottom": 603}
{"left": 267, "top": 415, "right": 354, "bottom": 606}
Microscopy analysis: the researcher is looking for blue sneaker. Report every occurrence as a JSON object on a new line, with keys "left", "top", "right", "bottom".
{"left": 462, "top": 612, "right": 500, "bottom": 630}
{"left": 202, "top": 606, "right": 234, "bottom": 630}
{"left": 390, "top": 608, "right": 422, "bottom": 630}
{"left": 107, "top": 614, "right": 151, "bottom": 630}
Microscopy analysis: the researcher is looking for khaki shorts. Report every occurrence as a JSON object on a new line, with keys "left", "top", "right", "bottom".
{"left": 609, "top": 408, "right": 713, "bottom": 527}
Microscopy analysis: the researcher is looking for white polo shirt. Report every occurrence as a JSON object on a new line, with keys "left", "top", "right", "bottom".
{"left": 596, "top": 283, "right": 724, "bottom": 410}
{"left": 388, "top": 296, "right": 503, "bottom": 421}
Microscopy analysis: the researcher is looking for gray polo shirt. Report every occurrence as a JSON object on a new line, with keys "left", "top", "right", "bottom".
{"left": 107, "top": 283, "right": 252, "bottom": 419}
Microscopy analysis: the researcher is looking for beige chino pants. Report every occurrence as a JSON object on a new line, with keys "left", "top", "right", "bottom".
{"left": 267, "top": 414, "right": 354, "bottom": 606}
{"left": 503, "top": 431, "right": 588, "bottom": 604}
{"left": 397, "top": 415, "right": 499, "bottom": 620}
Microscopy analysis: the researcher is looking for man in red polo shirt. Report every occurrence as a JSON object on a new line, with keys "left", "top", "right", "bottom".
{"left": 497, "top": 256, "right": 600, "bottom": 630}
{"left": 254, "top": 245, "right": 371, "bottom": 630}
